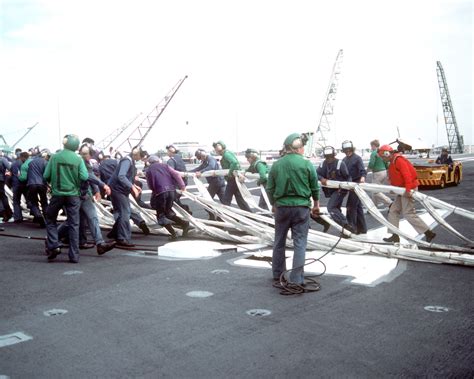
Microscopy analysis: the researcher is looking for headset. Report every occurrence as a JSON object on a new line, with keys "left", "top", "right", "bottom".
{"left": 195, "top": 149, "right": 207, "bottom": 160}
{"left": 40, "top": 148, "right": 51, "bottom": 158}
{"left": 377, "top": 144, "right": 393, "bottom": 158}
{"left": 79, "top": 144, "right": 90, "bottom": 155}
{"left": 323, "top": 146, "right": 336, "bottom": 157}
{"left": 62, "top": 134, "right": 80, "bottom": 151}
{"left": 131, "top": 146, "right": 148, "bottom": 158}
{"left": 244, "top": 148, "right": 259, "bottom": 159}
{"left": 341, "top": 140, "right": 354, "bottom": 151}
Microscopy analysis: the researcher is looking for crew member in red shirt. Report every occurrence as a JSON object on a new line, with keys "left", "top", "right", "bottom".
{"left": 378, "top": 145, "right": 436, "bottom": 243}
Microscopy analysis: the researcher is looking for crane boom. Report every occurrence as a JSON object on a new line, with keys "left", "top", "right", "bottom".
{"left": 305, "top": 49, "right": 344, "bottom": 156}
{"left": 96, "top": 113, "right": 142, "bottom": 151}
{"left": 11, "top": 122, "right": 39, "bottom": 148}
{"left": 436, "top": 61, "right": 464, "bottom": 153}
{"left": 114, "top": 75, "right": 188, "bottom": 152}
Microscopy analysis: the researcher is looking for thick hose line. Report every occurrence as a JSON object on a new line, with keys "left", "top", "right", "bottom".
{"left": 274, "top": 232, "right": 345, "bottom": 296}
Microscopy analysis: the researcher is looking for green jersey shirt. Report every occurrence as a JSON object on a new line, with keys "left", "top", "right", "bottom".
{"left": 220, "top": 150, "right": 240, "bottom": 179}
{"left": 368, "top": 150, "right": 388, "bottom": 172}
{"left": 43, "top": 149, "right": 88, "bottom": 196}
{"left": 267, "top": 153, "right": 320, "bottom": 207}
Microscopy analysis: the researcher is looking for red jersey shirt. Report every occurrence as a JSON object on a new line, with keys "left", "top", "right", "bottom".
{"left": 388, "top": 153, "right": 419, "bottom": 192}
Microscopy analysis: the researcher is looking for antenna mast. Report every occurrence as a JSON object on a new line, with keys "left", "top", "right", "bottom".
{"left": 306, "top": 49, "right": 344, "bottom": 156}
{"left": 114, "top": 75, "right": 188, "bottom": 152}
{"left": 436, "top": 61, "right": 464, "bottom": 153}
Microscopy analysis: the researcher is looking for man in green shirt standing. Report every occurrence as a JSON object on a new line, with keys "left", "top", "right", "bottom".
{"left": 368, "top": 139, "right": 392, "bottom": 207}
{"left": 244, "top": 148, "right": 269, "bottom": 209}
{"left": 213, "top": 140, "right": 251, "bottom": 212}
{"left": 267, "top": 133, "right": 320, "bottom": 287}
{"left": 43, "top": 134, "right": 89, "bottom": 263}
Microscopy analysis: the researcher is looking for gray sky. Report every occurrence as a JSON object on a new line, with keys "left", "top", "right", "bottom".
{"left": 1, "top": 0, "right": 472, "bottom": 153}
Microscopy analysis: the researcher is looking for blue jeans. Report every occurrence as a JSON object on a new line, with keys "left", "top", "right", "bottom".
{"left": 346, "top": 191, "right": 367, "bottom": 233}
{"left": 110, "top": 191, "right": 132, "bottom": 243}
{"left": 222, "top": 176, "right": 251, "bottom": 212}
{"left": 272, "top": 206, "right": 310, "bottom": 284}
{"left": 45, "top": 195, "right": 81, "bottom": 262}
{"left": 327, "top": 190, "right": 349, "bottom": 227}
{"left": 59, "top": 196, "right": 105, "bottom": 245}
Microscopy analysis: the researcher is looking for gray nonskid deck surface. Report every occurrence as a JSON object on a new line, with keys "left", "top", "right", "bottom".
{"left": 1, "top": 160, "right": 473, "bottom": 378}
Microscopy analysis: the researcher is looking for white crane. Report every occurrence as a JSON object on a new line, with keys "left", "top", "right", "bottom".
{"left": 305, "top": 49, "right": 344, "bottom": 156}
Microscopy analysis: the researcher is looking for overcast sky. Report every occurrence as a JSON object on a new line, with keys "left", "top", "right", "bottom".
{"left": 0, "top": 0, "right": 472, "bottom": 153}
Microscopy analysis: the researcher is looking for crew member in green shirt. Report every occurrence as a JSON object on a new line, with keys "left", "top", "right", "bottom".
{"left": 267, "top": 133, "right": 320, "bottom": 289}
{"left": 244, "top": 148, "right": 269, "bottom": 210}
{"left": 43, "top": 134, "right": 89, "bottom": 263}
{"left": 368, "top": 139, "right": 392, "bottom": 207}
{"left": 213, "top": 140, "right": 251, "bottom": 212}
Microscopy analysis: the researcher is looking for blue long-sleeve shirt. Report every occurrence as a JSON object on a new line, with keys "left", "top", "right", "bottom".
{"left": 189, "top": 155, "right": 225, "bottom": 187}
{"left": 9, "top": 159, "right": 23, "bottom": 187}
{"left": 27, "top": 156, "right": 48, "bottom": 186}
{"left": 342, "top": 153, "right": 366, "bottom": 183}
{"left": 0, "top": 157, "right": 11, "bottom": 182}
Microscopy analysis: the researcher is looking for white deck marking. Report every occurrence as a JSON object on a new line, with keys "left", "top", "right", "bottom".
{"left": 0, "top": 332, "right": 32, "bottom": 348}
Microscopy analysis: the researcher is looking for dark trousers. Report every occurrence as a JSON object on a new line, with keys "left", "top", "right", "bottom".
{"left": 110, "top": 191, "right": 132, "bottom": 243}
{"left": 0, "top": 181, "right": 12, "bottom": 220}
{"left": 12, "top": 182, "right": 28, "bottom": 221}
{"left": 327, "top": 190, "right": 349, "bottom": 227}
{"left": 346, "top": 191, "right": 367, "bottom": 234}
{"left": 27, "top": 184, "right": 48, "bottom": 219}
{"left": 151, "top": 191, "right": 187, "bottom": 236}
{"left": 272, "top": 206, "right": 310, "bottom": 284}
{"left": 222, "top": 176, "right": 252, "bottom": 212}
{"left": 208, "top": 180, "right": 225, "bottom": 202}
{"left": 45, "top": 195, "right": 81, "bottom": 262}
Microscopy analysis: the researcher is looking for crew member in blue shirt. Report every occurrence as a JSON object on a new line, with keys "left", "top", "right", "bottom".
{"left": 342, "top": 140, "right": 367, "bottom": 234}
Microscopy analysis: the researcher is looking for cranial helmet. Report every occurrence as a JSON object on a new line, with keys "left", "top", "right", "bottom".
{"left": 323, "top": 146, "right": 336, "bottom": 157}
{"left": 378, "top": 144, "right": 394, "bottom": 158}
{"left": 341, "top": 140, "right": 354, "bottom": 151}
{"left": 244, "top": 148, "right": 259, "bottom": 158}
{"left": 212, "top": 140, "right": 226, "bottom": 150}
{"left": 63, "top": 134, "right": 80, "bottom": 151}
{"left": 195, "top": 149, "right": 206, "bottom": 160}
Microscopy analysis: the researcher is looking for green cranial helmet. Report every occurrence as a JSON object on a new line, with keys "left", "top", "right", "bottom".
{"left": 284, "top": 133, "right": 301, "bottom": 147}
{"left": 245, "top": 148, "right": 259, "bottom": 158}
{"left": 212, "top": 140, "right": 226, "bottom": 150}
{"left": 63, "top": 134, "right": 80, "bottom": 151}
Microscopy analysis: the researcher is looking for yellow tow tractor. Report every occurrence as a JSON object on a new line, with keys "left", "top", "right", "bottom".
{"left": 412, "top": 159, "right": 463, "bottom": 188}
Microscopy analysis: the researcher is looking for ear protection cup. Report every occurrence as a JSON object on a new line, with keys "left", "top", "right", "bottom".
{"left": 195, "top": 149, "right": 206, "bottom": 159}
{"left": 377, "top": 144, "right": 394, "bottom": 158}
{"left": 63, "top": 134, "right": 80, "bottom": 151}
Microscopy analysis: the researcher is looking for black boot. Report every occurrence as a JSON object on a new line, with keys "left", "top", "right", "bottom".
{"left": 164, "top": 225, "right": 177, "bottom": 241}
{"left": 425, "top": 230, "right": 436, "bottom": 243}
{"left": 138, "top": 221, "right": 150, "bottom": 235}
{"left": 383, "top": 234, "right": 400, "bottom": 243}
